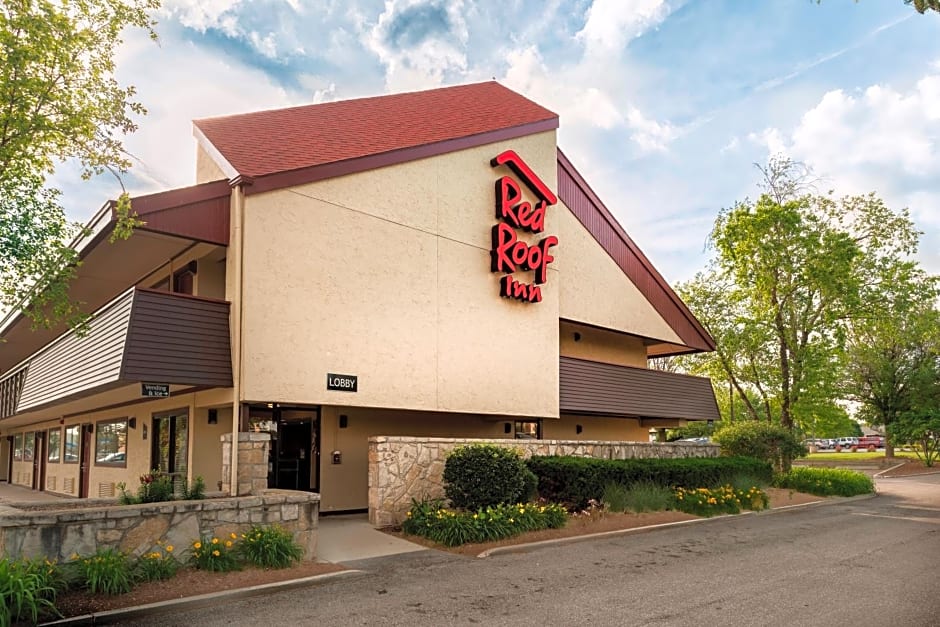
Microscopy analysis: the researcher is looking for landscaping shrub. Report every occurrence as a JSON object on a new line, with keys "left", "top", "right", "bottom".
{"left": 773, "top": 467, "right": 874, "bottom": 496}
{"left": 0, "top": 558, "right": 62, "bottom": 627}
{"left": 402, "top": 498, "right": 568, "bottom": 547}
{"left": 673, "top": 486, "right": 769, "bottom": 517}
{"left": 711, "top": 422, "right": 807, "bottom": 472}
{"left": 73, "top": 548, "right": 133, "bottom": 595}
{"left": 603, "top": 481, "right": 674, "bottom": 514}
{"left": 136, "top": 543, "right": 179, "bottom": 582}
{"left": 238, "top": 525, "right": 304, "bottom": 568}
{"left": 190, "top": 535, "right": 241, "bottom": 572}
{"left": 527, "top": 456, "right": 773, "bottom": 509}
{"left": 443, "top": 444, "right": 528, "bottom": 509}
{"left": 183, "top": 476, "right": 207, "bottom": 500}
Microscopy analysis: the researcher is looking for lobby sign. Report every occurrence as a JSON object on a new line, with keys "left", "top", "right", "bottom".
{"left": 490, "top": 150, "right": 558, "bottom": 303}
{"left": 327, "top": 373, "right": 358, "bottom": 392}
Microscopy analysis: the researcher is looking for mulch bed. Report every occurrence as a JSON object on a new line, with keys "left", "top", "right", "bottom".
{"left": 877, "top": 458, "right": 940, "bottom": 477}
{"left": 52, "top": 561, "right": 345, "bottom": 619}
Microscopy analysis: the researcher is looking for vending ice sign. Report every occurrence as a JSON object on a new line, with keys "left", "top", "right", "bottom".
{"left": 489, "top": 150, "right": 559, "bottom": 303}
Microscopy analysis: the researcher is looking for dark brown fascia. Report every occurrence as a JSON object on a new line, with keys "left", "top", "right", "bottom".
{"left": 239, "top": 117, "right": 560, "bottom": 196}
{"left": 556, "top": 148, "right": 716, "bottom": 353}
{"left": 126, "top": 180, "right": 231, "bottom": 215}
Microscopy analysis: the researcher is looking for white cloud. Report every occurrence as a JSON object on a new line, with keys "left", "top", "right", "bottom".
{"left": 159, "top": 0, "right": 243, "bottom": 35}
{"left": 749, "top": 67, "right": 940, "bottom": 274}
{"left": 365, "top": 0, "right": 469, "bottom": 91}
{"left": 577, "top": 0, "right": 670, "bottom": 58}
{"left": 625, "top": 106, "right": 678, "bottom": 153}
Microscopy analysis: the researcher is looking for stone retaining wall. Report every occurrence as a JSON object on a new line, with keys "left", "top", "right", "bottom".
{"left": 368, "top": 436, "right": 720, "bottom": 526}
{"left": 0, "top": 489, "right": 319, "bottom": 562}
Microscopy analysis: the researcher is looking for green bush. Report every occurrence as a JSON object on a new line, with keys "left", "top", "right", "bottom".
{"left": 773, "top": 467, "right": 874, "bottom": 496}
{"left": 73, "top": 548, "right": 133, "bottom": 595}
{"left": 443, "top": 444, "right": 529, "bottom": 509}
{"left": 0, "top": 558, "right": 63, "bottom": 627}
{"left": 603, "top": 481, "right": 674, "bottom": 514}
{"left": 402, "top": 499, "right": 568, "bottom": 547}
{"left": 190, "top": 535, "right": 241, "bottom": 572}
{"left": 183, "top": 476, "right": 207, "bottom": 500}
{"left": 712, "top": 422, "right": 807, "bottom": 472}
{"left": 238, "top": 525, "right": 304, "bottom": 568}
{"left": 527, "top": 455, "right": 773, "bottom": 509}
{"left": 135, "top": 543, "right": 179, "bottom": 582}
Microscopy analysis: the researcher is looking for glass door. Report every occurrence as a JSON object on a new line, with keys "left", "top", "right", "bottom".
{"left": 151, "top": 410, "right": 189, "bottom": 483}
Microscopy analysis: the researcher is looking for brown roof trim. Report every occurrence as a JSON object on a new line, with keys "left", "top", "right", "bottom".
{"left": 241, "top": 117, "right": 559, "bottom": 196}
{"left": 556, "top": 149, "right": 715, "bottom": 352}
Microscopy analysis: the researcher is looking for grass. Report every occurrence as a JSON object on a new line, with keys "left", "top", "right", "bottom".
{"left": 806, "top": 451, "right": 918, "bottom": 461}
{"left": 602, "top": 482, "right": 674, "bottom": 514}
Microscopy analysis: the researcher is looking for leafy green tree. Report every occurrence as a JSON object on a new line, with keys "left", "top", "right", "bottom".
{"left": 712, "top": 421, "right": 807, "bottom": 473}
{"left": 679, "top": 158, "right": 923, "bottom": 432}
{"left": 0, "top": 0, "right": 157, "bottom": 328}
{"left": 849, "top": 290, "right": 940, "bottom": 457}
{"left": 903, "top": 0, "right": 938, "bottom": 13}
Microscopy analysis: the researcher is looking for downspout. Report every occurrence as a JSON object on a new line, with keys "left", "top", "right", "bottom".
{"left": 228, "top": 181, "right": 248, "bottom": 495}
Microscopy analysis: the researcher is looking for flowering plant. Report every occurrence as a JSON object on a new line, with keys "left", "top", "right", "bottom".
{"left": 190, "top": 535, "right": 240, "bottom": 572}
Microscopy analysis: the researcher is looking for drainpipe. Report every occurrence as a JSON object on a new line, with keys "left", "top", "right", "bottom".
{"left": 228, "top": 181, "right": 248, "bottom": 495}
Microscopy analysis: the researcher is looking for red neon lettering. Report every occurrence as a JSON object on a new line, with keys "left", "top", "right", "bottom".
{"left": 499, "top": 275, "right": 543, "bottom": 303}
{"left": 492, "top": 222, "right": 517, "bottom": 273}
{"left": 534, "top": 236, "right": 558, "bottom": 284}
{"left": 491, "top": 150, "right": 558, "bottom": 205}
{"left": 495, "top": 176, "right": 522, "bottom": 227}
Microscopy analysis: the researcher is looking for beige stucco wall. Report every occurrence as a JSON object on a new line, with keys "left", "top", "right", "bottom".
{"left": 196, "top": 145, "right": 228, "bottom": 184}
{"left": 240, "top": 131, "right": 561, "bottom": 417}
{"left": 543, "top": 414, "right": 653, "bottom": 442}
{"left": 556, "top": 207, "right": 681, "bottom": 345}
{"left": 318, "top": 405, "right": 511, "bottom": 511}
{"left": 4, "top": 389, "right": 234, "bottom": 499}
{"left": 559, "top": 320, "right": 648, "bottom": 368}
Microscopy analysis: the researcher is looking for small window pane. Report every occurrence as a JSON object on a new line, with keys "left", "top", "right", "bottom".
{"left": 95, "top": 419, "right": 127, "bottom": 465}
{"left": 48, "top": 428, "right": 62, "bottom": 463}
{"left": 514, "top": 421, "right": 541, "bottom": 439}
{"left": 13, "top": 433, "right": 23, "bottom": 461}
{"left": 64, "top": 425, "right": 80, "bottom": 463}
{"left": 23, "top": 432, "right": 34, "bottom": 462}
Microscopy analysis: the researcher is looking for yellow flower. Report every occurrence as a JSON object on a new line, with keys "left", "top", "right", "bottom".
{"left": 212, "top": 538, "right": 219, "bottom": 544}
{"left": 194, "top": 542, "right": 202, "bottom": 549}
{"left": 212, "top": 550, "right": 220, "bottom": 557}
{"left": 225, "top": 541, "right": 233, "bottom": 548}
{"left": 230, "top": 532, "right": 238, "bottom": 540}
{"left": 166, "top": 545, "right": 174, "bottom": 552}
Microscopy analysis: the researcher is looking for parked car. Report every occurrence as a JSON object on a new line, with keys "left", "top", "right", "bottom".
{"left": 818, "top": 439, "right": 837, "bottom": 450}
{"left": 856, "top": 435, "right": 885, "bottom": 451}
{"left": 835, "top": 437, "right": 859, "bottom": 451}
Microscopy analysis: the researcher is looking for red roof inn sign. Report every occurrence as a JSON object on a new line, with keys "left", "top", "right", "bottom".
{"left": 490, "top": 150, "right": 559, "bottom": 303}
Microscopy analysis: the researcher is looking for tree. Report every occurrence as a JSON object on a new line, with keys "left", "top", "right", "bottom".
{"left": 891, "top": 337, "right": 940, "bottom": 466}
{"left": 0, "top": 0, "right": 157, "bottom": 328}
{"left": 680, "top": 157, "right": 923, "bottom": 432}
{"left": 849, "top": 291, "right": 940, "bottom": 458}
{"left": 904, "top": 0, "right": 939, "bottom": 14}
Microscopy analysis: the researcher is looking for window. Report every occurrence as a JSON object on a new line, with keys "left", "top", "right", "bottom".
{"left": 514, "top": 420, "right": 541, "bottom": 439}
{"left": 64, "top": 425, "right": 80, "bottom": 463}
{"left": 13, "top": 433, "right": 23, "bottom": 461}
{"left": 152, "top": 410, "right": 188, "bottom": 475}
{"left": 95, "top": 418, "right": 128, "bottom": 466}
{"left": 23, "top": 432, "right": 34, "bottom": 461}
{"left": 47, "top": 428, "right": 62, "bottom": 463}
{"left": 173, "top": 261, "right": 197, "bottom": 295}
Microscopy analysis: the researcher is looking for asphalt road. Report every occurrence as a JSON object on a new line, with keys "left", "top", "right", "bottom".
{"left": 128, "top": 474, "right": 940, "bottom": 627}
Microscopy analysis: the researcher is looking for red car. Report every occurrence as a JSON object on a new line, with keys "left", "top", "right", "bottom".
{"left": 855, "top": 435, "right": 885, "bottom": 451}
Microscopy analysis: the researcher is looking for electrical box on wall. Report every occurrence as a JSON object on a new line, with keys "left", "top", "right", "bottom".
{"left": 331, "top": 450, "right": 342, "bottom": 465}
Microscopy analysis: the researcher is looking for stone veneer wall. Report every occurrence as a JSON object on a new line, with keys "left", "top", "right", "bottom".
{"left": 368, "top": 436, "right": 720, "bottom": 527}
{"left": 0, "top": 490, "right": 319, "bottom": 562}
{"left": 221, "top": 432, "right": 271, "bottom": 496}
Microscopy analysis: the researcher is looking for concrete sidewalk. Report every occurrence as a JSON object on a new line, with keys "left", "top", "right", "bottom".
{"left": 0, "top": 481, "right": 69, "bottom": 504}
{"left": 316, "top": 513, "right": 426, "bottom": 562}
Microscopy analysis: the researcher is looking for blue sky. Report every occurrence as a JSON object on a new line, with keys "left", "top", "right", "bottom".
{"left": 54, "top": 0, "right": 940, "bottom": 285}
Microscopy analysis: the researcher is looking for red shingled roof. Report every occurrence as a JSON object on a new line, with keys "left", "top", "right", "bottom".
{"left": 194, "top": 82, "right": 558, "bottom": 181}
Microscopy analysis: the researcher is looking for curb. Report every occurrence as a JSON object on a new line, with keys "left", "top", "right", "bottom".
{"left": 475, "top": 493, "right": 878, "bottom": 559}
{"left": 875, "top": 469, "right": 940, "bottom": 479}
{"left": 40, "top": 569, "right": 365, "bottom": 626}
